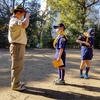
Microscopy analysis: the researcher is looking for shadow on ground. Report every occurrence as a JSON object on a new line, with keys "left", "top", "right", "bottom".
{"left": 23, "top": 85, "right": 100, "bottom": 100}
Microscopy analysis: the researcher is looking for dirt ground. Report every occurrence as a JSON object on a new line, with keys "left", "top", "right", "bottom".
{"left": 0, "top": 48, "right": 100, "bottom": 100}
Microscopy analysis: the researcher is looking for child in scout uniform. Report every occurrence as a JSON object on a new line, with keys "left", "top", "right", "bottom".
{"left": 53, "top": 23, "right": 68, "bottom": 85}
{"left": 76, "top": 28, "right": 95, "bottom": 79}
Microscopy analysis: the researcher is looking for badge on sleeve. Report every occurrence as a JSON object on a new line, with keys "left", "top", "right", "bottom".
{"left": 78, "top": 35, "right": 82, "bottom": 39}
{"left": 61, "top": 38, "right": 66, "bottom": 42}
{"left": 18, "top": 20, "right": 22, "bottom": 26}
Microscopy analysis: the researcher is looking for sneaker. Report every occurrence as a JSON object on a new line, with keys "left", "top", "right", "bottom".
{"left": 12, "top": 85, "right": 26, "bottom": 91}
{"left": 84, "top": 74, "right": 89, "bottom": 79}
{"left": 11, "top": 82, "right": 25, "bottom": 86}
{"left": 55, "top": 79, "right": 65, "bottom": 85}
{"left": 20, "top": 82, "right": 25, "bottom": 86}
{"left": 53, "top": 78, "right": 60, "bottom": 83}
{"left": 79, "top": 73, "right": 84, "bottom": 78}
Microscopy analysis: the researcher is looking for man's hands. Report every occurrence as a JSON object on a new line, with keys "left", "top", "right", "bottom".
{"left": 25, "top": 13, "right": 30, "bottom": 18}
{"left": 22, "top": 13, "right": 30, "bottom": 28}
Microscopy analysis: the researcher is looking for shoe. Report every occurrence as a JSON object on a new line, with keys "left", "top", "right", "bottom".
{"left": 53, "top": 78, "right": 60, "bottom": 83}
{"left": 84, "top": 74, "right": 89, "bottom": 79}
{"left": 20, "top": 82, "right": 25, "bottom": 86}
{"left": 55, "top": 79, "right": 65, "bottom": 85}
{"left": 12, "top": 82, "right": 25, "bottom": 86}
{"left": 79, "top": 73, "right": 83, "bottom": 78}
{"left": 12, "top": 85, "right": 26, "bottom": 91}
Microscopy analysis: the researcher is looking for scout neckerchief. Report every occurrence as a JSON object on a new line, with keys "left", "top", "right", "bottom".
{"left": 53, "top": 31, "right": 67, "bottom": 48}
{"left": 83, "top": 32, "right": 89, "bottom": 42}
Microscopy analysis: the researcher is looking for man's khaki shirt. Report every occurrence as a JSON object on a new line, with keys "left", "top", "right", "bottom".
{"left": 8, "top": 16, "right": 27, "bottom": 45}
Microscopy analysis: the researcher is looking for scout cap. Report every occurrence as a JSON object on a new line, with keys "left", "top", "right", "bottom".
{"left": 53, "top": 23, "right": 66, "bottom": 30}
{"left": 87, "top": 28, "right": 95, "bottom": 34}
{"left": 87, "top": 28, "right": 95, "bottom": 37}
{"left": 11, "top": 5, "right": 26, "bottom": 13}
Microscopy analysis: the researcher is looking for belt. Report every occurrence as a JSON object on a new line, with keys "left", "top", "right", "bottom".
{"left": 11, "top": 43, "right": 25, "bottom": 46}
{"left": 81, "top": 46, "right": 92, "bottom": 48}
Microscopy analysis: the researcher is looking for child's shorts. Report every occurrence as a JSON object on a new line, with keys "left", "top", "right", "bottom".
{"left": 81, "top": 47, "right": 93, "bottom": 60}
{"left": 55, "top": 50, "right": 66, "bottom": 67}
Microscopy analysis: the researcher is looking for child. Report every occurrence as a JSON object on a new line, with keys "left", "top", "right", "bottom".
{"left": 76, "top": 28, "right": 95, "bottom": 79}
{"left": 53, "top": 23, "right": 68, "bottom": 85}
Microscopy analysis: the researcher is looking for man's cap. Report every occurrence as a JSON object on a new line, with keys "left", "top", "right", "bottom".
{"left": 11, "top": 5, "right": 26, "bottom": 13}
{"left": 53, "top": 23, "right": 66, "bottom": 29}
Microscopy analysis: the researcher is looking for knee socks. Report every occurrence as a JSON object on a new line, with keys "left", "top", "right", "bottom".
{"left": 86, "top": 67, "right": 90, "bottom": 75}
{"left": 58, "top": 68, "right": 61, "bottom": 79}
{"left": 61, "top": 69, "right": 65, "bottom": 80}
{"left": 58, "top": 68, "right": 65, "bottom": 80}
{"left": 80, "top": 68, "right": 90, "bottom": 75}
{"left": 80, "top": 69, "right": 83, "bottom": 74}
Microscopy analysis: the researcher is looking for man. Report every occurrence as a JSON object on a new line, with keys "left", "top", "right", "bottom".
{"left": 8, "top": 5, "right": 30, "bottom": 91}
{"left": 76, "top": 28, "right": 95, "bottom": 79}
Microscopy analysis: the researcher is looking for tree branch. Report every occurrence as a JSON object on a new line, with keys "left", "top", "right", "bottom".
{"left": 86, "top": 0, "right": 99, "bottom": 8}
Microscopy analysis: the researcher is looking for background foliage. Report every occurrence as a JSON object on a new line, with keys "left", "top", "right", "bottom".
{"left": 0, "top": 0, "right": 100, "bottom": 49}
